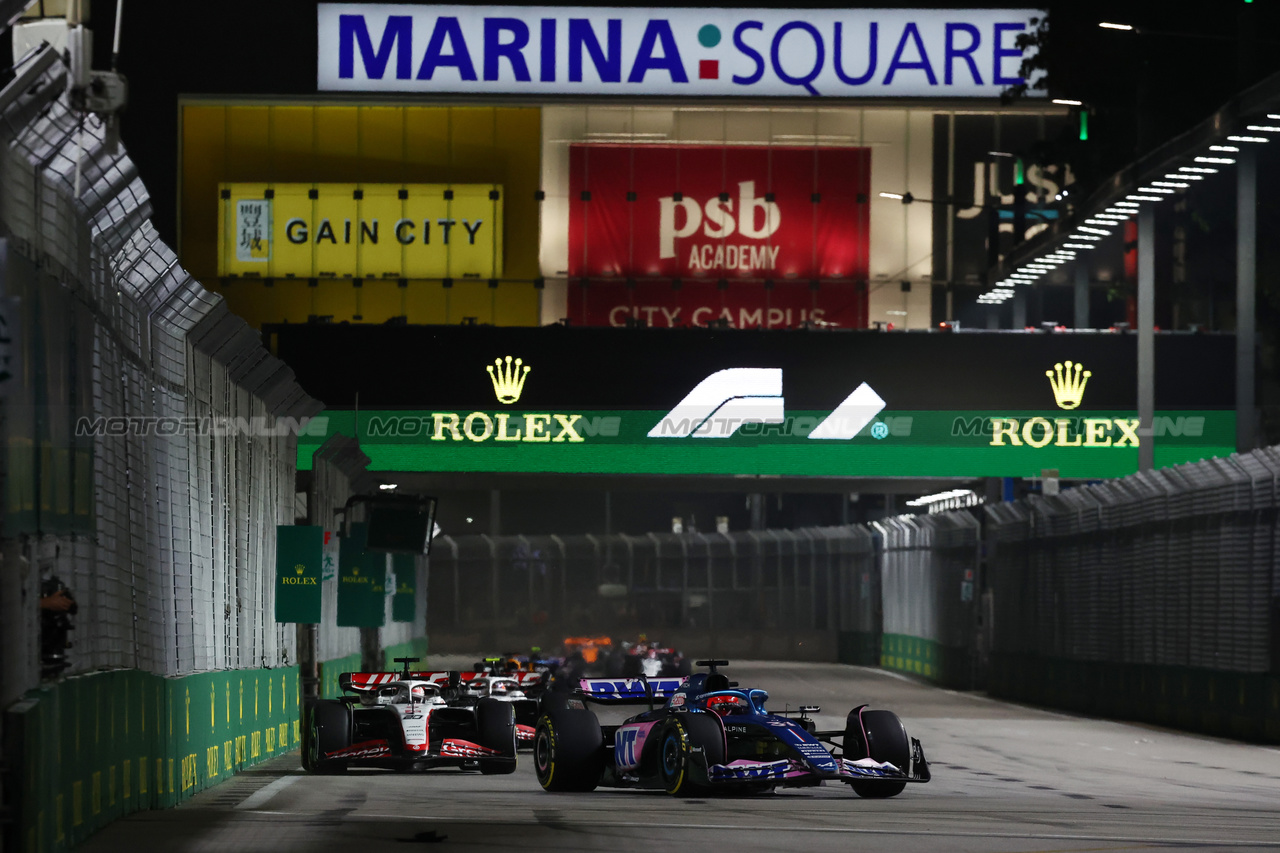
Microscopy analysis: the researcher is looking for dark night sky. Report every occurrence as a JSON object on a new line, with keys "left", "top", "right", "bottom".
{"left": 83, "top": 1, "right": 1280, "bottom": 250}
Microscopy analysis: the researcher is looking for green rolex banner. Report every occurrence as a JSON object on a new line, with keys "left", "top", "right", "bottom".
{"left": 392, "top": 553, "right": 417, "bottom": 623}
{"left": 275, "top": 525, "right": 323, "bottom": 623}
{"left": 337, "top": 522, "right": 386, "bottom": 628}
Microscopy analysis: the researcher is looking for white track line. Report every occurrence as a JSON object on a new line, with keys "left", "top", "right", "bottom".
{"left": 235, "top": 774, "right": 301, "bottom": 810}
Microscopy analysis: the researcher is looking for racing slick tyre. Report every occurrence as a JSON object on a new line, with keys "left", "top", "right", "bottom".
{"left": 533, "top": 705, "right": 603, "bottom": 792}
{"left": 477, "top": 698, "right": 518, "bottom": 775}
{"left": 657, "top": 713, "right": 725, "bottom": 796}
{"left": 845, "top": 708, "right": 910, "bottom": 798}
{"left": 302, "top": 699, "right": 351, "bottom": 773}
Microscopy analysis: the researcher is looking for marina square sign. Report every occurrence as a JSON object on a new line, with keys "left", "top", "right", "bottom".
{"left": 318, "top": 5, "right": 1044, "bottom": 98}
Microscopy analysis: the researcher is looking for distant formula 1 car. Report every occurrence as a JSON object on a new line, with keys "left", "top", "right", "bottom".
{"left": 301, "top": 658, "right": 517, "bottom": 773}
{"left": 429, "top": 671, "right": 542, "bottom": 748}
{"left": 533, "top": 660, "right": 930, "bottom": 797}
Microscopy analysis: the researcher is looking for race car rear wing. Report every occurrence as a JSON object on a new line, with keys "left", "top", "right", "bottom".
{"left": 338, "top": 670, "right": 546, "bottom": 692}
{"left": 575, "top": 676, "right": 687, "bottom": 704}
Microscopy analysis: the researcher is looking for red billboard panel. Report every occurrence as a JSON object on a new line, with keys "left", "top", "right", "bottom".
{"left": 566, "top": 144, "right": 870, "bottom": 328}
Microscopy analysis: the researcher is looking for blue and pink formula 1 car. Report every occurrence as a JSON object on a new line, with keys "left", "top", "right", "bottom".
{"left": 533, "top": 660, "right": 930, "bottom": 797}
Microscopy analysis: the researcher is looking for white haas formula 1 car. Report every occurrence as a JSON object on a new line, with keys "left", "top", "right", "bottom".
{"left": 453, "top": 673, "right": 543, "bottom": 749}
{"left": 301, "top": 658, "right": 517, "bottom": 773}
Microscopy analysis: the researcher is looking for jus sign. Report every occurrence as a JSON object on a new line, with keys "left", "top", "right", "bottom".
{"left": 318, "top": 5, "right": 1043, "bottom": 98}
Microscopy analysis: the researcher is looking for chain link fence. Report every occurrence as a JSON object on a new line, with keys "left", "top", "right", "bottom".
{"left": 0, "top": 50, "right": 320, "bottom": 703}
{"left": 426, "top": 527, "right": 878, "bottom": 661}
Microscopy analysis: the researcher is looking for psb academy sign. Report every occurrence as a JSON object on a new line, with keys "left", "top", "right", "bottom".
{"left": 218, "top": 182, "right": 503, "bottom": 279}
{"left": 318, "top": 5, "right": 1043, "bottom": 98}
{"left": 567, "top": 144, "right": 871, "bottom": 328}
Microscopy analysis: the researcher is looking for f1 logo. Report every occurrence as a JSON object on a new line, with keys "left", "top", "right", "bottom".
{"left": 647, "top": 368, "right": 783, "bottom": 438}
{"left": 648, "top": 368, "right": 885, "bottom": 440}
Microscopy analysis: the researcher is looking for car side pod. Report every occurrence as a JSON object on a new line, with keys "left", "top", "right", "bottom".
{"left": 534, "top": 693, "right": 604, "bottom": 792}
{"left": 842, "top": 705, "right": 930, "bottom": 798}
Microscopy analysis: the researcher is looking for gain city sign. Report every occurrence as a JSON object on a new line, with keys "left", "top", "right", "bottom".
{"left": 217, "top": 182, "right": 503, "bottom": 279}
{"left": 278, "top": 325, "right": 1237, "bottom": 479}
{"left": 318, "top": 5, "right": 1043, "bottom": 98}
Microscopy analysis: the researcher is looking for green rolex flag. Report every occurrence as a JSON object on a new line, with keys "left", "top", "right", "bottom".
{"left": 275, "top": 525, "right": 323, "bottom": 623}
{"left": 337, "top": 522, "right": 386, "bottom": 628}
{"left": 392, "top": 553, "right": 417, "bottom": 623}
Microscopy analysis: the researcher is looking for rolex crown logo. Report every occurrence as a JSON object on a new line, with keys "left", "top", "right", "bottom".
{"left": 295, "top": 564, "right": 305, "bottom": 575}
{"left": 1046, "top": 360, "right": 1091, "bottom": 410}
{"left": 487, "top": 355, "right": 531, "bottom": 405}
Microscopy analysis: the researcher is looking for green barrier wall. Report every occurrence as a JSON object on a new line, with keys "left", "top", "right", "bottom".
{"left": 879, "top": 633, "right": 971, "bottom": 689}
{"left": 318, "top": 654, "right": 361, "bottom": 700}
{"left": 6, "top": 666, "right": 301, "bottom": 853}
{"left": 989, "top": 654, "right": 1280, "bottom": 743}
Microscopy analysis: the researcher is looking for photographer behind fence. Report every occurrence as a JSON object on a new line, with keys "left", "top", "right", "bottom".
{"left": 39, "top": 573, "right": 77, "bottom": 678}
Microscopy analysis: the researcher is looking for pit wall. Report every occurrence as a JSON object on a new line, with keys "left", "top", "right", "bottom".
{"left": 5, "top": 666, "right": 301, "bottom": 853}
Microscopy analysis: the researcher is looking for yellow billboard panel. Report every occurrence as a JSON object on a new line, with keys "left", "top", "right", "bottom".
{"left": 217, "top": 183, "right": 504, "bottom": 279}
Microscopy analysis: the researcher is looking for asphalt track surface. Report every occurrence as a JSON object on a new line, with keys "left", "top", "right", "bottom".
{"left": 80, "top": 659, "right": 1280, "bottom": 852}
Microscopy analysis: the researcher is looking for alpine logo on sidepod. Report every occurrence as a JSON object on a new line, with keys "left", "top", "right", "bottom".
{"left": 647, "top": 368, "right": 885, "bottom": 439}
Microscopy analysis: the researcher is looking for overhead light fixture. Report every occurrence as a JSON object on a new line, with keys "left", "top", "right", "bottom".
{"left": 1084, "top": 219, "right": 1112, "bottom": 225}
{"left": 1114, "top": 201, "right": 1141, "bottom": 207}
{"left": 1098, "top": 22, "right": 1134, "bottom": 30}
{"left": 1268, "top": 115, "right": 1280, "bottom": 121}
{"left": 1227, "top": 136, "right": 1268, "bottom": 143}
{"left": 1062, "top": 243, "right": 1097, "bottom": 249}
{"left": 879, "top": 192, "right": 905, "bottom": 200}
{"left": 1073, "top": 235, "right": 1103, "bottom": 241}
{"left": 1245, "top": 125, "right": 1280, "bottom": 132}
{"left": 1194, "top": 156, "right": 1235, "bottom": 164}
{"left": 1166, "top": 172, "right": 1204, "bottom": 180}
{"left": 1151, "top": 181, "right": 1190, "bottom": 188}
{"left": 1126, "top": 194, "right": 1163, "bottom": 201}
{"left": 988, "top": 150, "right": 1013, "bottom": 157}
{"left": 1179, "top": 166, "right": 1218, "bottom": 174}
{"left": 379, "top": 483, "right": 398, "bottom": 491}
{"left": 1208, "top": 145, "right": 1240, "bottom": 153}
{"left": 1137, "top": 187, "right": 1175, "bottom": 194}
{"left": 1052, "top": 98, "right": 1084, "bottom": 106}
{"left": 1095, "top": 214, "right": 1130, "bottom": 221}
{"left": 1078, "top": 226, "right": 1112, "bottom": 236}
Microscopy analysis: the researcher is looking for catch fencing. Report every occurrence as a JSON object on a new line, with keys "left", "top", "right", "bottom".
{"left": 986, "top": 448, "right": 1280, "bottom": 739}
{"left": 0, "top": 46, "right": 319, "bottom": 696}
{"left": 426, "top": 527, "right": 879, "bottom": 661}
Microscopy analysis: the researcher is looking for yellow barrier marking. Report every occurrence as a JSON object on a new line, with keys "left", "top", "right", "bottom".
{"left": 266, "top": 726, "right": 275, "bottom": 753}
{"left": 239, "top": 680, "right": 244, "bottom": 722}
{"left": 211, "top": 682, "right": 217, "bottom": 731}
{"left": 268, "top": 677, "right": 273, "bottom": 715}
{"left": 255, "top": 678, "right": 260, "bottom": 720}
{"left": 208, "top": 744, "right": 220, "bottom": 778}
{"left": 185, "top": 688, "right": 191, "bottom": 738}
{"left": 139, "top": 757, "right": 148, "bottom": 795}
{"left": 226, "top": 680, "right": 231, "bottom": 725}
{"left": 280, "top": 722, "right": 289, "bottom": 748}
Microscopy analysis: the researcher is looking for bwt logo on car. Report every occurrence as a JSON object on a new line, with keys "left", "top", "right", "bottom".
{"left": 318, "top": 6, "right": 1042, "bottom": 98}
